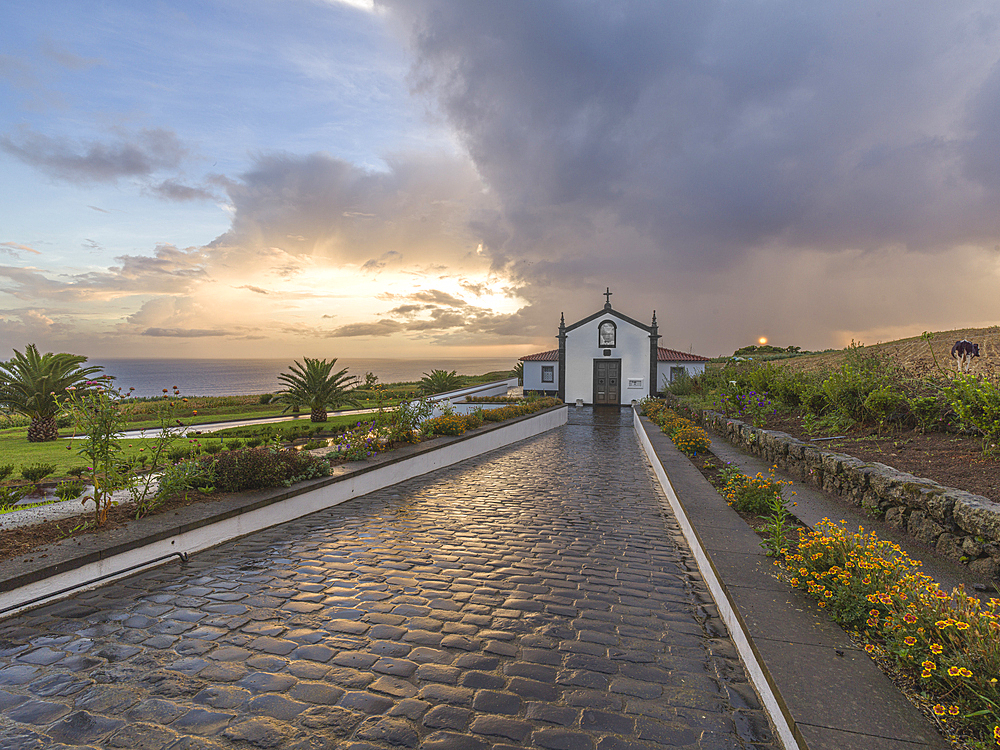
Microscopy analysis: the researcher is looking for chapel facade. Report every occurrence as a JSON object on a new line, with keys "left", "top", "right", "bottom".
{"left": 520, "top": 290, "right": 710, "bottom": 405}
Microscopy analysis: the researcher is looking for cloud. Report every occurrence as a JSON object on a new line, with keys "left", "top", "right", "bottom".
{"left": 141, "top": 327, "right": 232, "bottom": 337}
{"left": 381, "top": 1, "right": 1000, "bottom": 279}
{"left": 326, "top": 319, "right": 405, "bottom": 337}
{"left": 409, "top": 289, "right": 467, "bottom": 307}
{"left": 219, "top": 150, "right": 496, "bottom": 269}
{"left": 0, "top": 126, "right": 188, "bottom": 184}
{"left": 0, "top": 244, "right": 210, "bottom": 302}
{"left": 39, "top": 39, "right": 104, "bottom": 71}
{"left": 148, "top": 178, "right": 219, "bottom": 202}
{"left": 361, "top": 249, "right": 402, "bottom": 272}
{"left": 0, "top": 242, "right": 41, "bottom": 256}
{"left": 236, "top": 284, "right": 269, "bottom": 294}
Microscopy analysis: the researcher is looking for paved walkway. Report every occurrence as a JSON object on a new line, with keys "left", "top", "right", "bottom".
{"left": 0, "top": 408, "right": 778, "bottom": 749}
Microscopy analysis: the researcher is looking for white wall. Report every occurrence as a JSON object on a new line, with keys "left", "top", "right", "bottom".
{"left": 565, "top": 316, "right": 650, "bottom": 405}
{"left": 522, "top": 361, "right": 558, "bottom": 392}
{"left": 656, "top": 362, "right": 707, "bottom": 393}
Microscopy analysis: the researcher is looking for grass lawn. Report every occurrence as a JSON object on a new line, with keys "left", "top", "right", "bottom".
{"left": 0, "top": 429, "right": 172, "bottom": 481}
{"left": 0, "top": 413, "right": 377, "bottom": 483}
{"left": 0, "top": 368, "right": 515, "bottom": 482}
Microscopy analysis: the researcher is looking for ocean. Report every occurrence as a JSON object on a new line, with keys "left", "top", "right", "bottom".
{"left": 89, "top": 358, "right": 518, "bottom": 398}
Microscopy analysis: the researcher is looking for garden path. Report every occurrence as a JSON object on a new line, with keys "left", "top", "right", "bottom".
{"left": 0, "top": 408, "right": 776, "bottom": 749}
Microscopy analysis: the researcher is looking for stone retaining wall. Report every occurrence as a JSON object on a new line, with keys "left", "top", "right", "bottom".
{"left": 699, "top": 409, "right": 1000, "bottom": 581}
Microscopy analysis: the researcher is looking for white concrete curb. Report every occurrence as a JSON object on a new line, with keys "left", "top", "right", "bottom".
{"left": 0, "top": 406, "right": 568, "bottom": 619}
{"left": 633, "top": 409, "right": 799, "bottom": 750}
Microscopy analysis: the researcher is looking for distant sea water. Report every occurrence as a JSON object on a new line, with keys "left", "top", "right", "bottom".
{"left": 89, "top": 358, "right": 518, "bottom": 398}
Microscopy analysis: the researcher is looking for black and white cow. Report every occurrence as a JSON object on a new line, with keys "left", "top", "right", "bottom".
{"left": 951, "top": 340, "right": 980, "bottom": 372}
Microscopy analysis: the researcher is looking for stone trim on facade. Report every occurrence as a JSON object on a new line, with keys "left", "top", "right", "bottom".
{"left": 701, "top": 410, "right": 1000, "bottom": 581}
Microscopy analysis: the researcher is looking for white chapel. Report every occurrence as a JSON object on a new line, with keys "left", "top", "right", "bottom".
{"left": 520, "top": 289, "right": 710, "bottom": 405}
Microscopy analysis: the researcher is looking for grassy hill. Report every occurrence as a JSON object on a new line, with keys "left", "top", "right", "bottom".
{"left": 774, "top": 325, "right": 1000, "bottom": 376}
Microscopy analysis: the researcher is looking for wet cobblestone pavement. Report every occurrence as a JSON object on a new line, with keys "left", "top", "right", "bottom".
{"left": 0, "top": 408, "right": 778, "bottom": 749}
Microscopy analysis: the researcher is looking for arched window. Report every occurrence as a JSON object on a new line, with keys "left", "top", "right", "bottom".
{"left": 598, "top": 320, "right": 616, "bottom": 347}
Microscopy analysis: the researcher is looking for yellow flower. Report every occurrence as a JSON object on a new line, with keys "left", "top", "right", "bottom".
{"left": 932, "top": 704, "right": 946, "bottom": 717}
{"left": 948, "top": 666, "right": 962, "bottom": 677}
{"left": 955, "top": 621, "right": 970, "bottom": 630}
{"left": 930, "top": 643, "right": 943, "bottom": 654}
{"left": 922, "top": 661, "right": 936, "bottom": 671}
{"left": 903, "top": 636, "right": 916, "bottom": 646}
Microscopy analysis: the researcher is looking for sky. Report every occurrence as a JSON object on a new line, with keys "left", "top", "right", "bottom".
{"left": 3, "top": 0, "right": 1000, "bottom": 361}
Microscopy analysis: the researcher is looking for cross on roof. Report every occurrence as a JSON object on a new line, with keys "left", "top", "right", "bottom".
{"left": 603, "top": 287, "right": 612, "bottom": 307}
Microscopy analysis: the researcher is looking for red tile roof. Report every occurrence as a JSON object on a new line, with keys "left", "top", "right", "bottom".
{"left": 519, "top": 349, "right": 558, "bottom": 361}
{"left": 521, "top": 347, "right": 708, "bottom": 362}
{"left": 658, "top": 347, "right": 710, "bottom": 362}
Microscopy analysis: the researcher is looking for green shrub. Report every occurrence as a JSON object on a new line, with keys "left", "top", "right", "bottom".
{"left": 0, "top": 465, "right": 13, "bottom": 483}
{"left": 244, "top": 436, "right": 262, "bottom": 448}
{"left": 721, "top": 465, "right": 789, "bottom": 516}
{"left": 167, "top": 446, "right": 192, "bottom": 463}
{"left": 67, "top": 466, "right": 88, "bottom": 478}
{"left": 672, "top": 425, "right": 711, "bottom": 456}
{"left": 203, "top": 442, "right": 224, "bottom": 455}
{"left": 202, "top": 447, "right": 327, "bottom": 492}
{"left": 664, "top": 370, "right": 695, "bottom": 396}
{"left": 863, "top": 385, "right": 907, "bottom": 429}
{"left": 0, "top": 413, "right": 30, "bottom": 429}
{"left": 423, "top": 414, "right": 467, "bottom": 436}
{"left": 943, "top": 374, "right": 1000, "bottom": 454}
{"left": 259, "top": 393, "right": 274, "bottom": 405}
{"left": 225, "top": 437, "right": 243, "bottom": 451}
{"left": 908, "top": 395, "right": 941, "bottom": 431}
{"left": 0, "top": 486, "right": 28, "bottom": 509}
{"left": 20, "top": 463, "right": 56, "bottom": 483}
{"left": 54, "top": 479, "right": 86, "bottom": 502}
{"left": 152, "top": 458, "right": 216, "bottom": 507}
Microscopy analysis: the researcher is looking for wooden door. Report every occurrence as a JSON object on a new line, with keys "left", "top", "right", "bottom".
{"left": 593, "top": 359, "right": 621, "bottom": 405}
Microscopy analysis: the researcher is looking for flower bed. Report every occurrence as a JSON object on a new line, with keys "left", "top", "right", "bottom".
{"left": 641, "top": 398, "right": 1000, "bottom": 748}
{"left": 787, "top": 520, "right": 1000, "bottom": 747}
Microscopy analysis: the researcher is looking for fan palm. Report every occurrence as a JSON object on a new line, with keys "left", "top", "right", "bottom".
{"left": 277, "top": 357, "right": 359, "bottom": 423}
{"left": 0, "top": 344, "right": 105, "bottom": 442}
{"left": 419, "top": 369, "right": 461, "bottom": 395}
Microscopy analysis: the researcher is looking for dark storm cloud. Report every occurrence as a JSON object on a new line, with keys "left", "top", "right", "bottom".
{"left": 0, "top": 126, "right": 188, "bottom": 184}
{"left": 381, "top": 0, "right": 1000, "bottom": 279}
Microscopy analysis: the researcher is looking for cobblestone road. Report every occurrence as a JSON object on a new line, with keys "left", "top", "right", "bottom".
{"left": 0, "top": 408, "right": 778, "bottom": 749}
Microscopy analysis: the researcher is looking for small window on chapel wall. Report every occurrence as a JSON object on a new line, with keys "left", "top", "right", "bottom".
{"left": 541, "top": 366, "right": 554, "bottom": 383}
{"left": 598, "top": 320, "right": 616, "bottom": 347}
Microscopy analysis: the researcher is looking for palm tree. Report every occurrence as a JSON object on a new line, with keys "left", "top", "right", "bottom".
{"left": 277, "top": 357, "right": 359, "bottom": 423}
{"left": 419, "top": 369, "right": 461, "bottom": 395}
{"left": 0, "top": 344, "right": 104, "bottom": 442}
